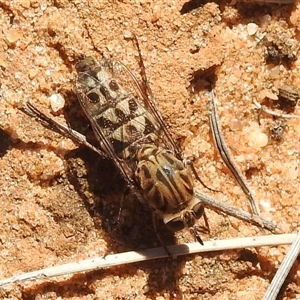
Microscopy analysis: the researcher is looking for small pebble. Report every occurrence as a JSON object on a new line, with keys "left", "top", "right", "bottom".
{"left": 247, "top": 23, "right": 258, "bottom": 36}
{"left": 40, "top": 2, "right": 47, "bottom": 10}
{"left": 142, "top": 284, "right": 150, "bottom": 293}
{"left": 249, "top": 130, "right": 268, "bottom": 148}
{"left": 49, "top": 93, "right": 65, "bottom": 112}
{"left": 123, "top": 30, "right": 133, "bottom": 39}
{"left": 3, "top": 29, "right": 22, "bottom": 45}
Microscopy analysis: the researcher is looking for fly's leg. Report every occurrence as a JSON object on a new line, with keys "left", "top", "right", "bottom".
{"left": 116, "top": 185, "right": 135, "bottom": 226}
{"left": 22, "top": 102, "right": 109, "bottom": 159}
{"left": 152, "top": 214, "right": 172, "bottom": 257}
{"left": 203, "top": 209, "right": 210, "bottom": 232}
{"left": 189, "top": 226, "right": 204, "bottom": 245}
{"left": 130, "top": 33, "right": 154, "bottom": 101}
{"left": 186, "top": 158, "right": 220, "bottom": 193}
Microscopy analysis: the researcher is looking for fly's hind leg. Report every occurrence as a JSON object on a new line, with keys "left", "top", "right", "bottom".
{"left": 22, "top": 102, "right": 109, "bottom": 159}
{"left": 189, "top": 208, "right": 210, "bottom": 245}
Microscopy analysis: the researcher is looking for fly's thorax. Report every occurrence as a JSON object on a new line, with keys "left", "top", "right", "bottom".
{"left": 134, "top": 144, "right": 197, "bottom": 213}
{"left": 135, "top": 144, "right": 204, "bottom": 231}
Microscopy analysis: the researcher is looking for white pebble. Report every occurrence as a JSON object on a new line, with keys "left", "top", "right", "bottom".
{"left": 40, "top": 3, "right": 47, "bottom": 10}
{"left": 249, "top": 130, "right": 268, "bottom": 148}
{"left": 49, "top": 93, "right": 65, "bottom": 112}
{"left": 123, "top": 30, "right": 132, "bottom": 39}
{"left": 247, "top": 23, "right": 258, "bottom": 36}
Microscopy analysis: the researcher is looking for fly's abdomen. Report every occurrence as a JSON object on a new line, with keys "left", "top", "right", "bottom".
{"left": 75, "top": 57, "right": 162, "bottom": 160}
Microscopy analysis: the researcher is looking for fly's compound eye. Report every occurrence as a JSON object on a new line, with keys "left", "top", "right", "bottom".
{"left": 87, "top": 91, "right": 100, "bottom": 103}
{"left": 166, "top": 217, "right": 185, "bottom": 232}
{"left": 192, "top": 202, "right": 204, "bottom": 219}
{"left": 109, "top": 80, "right": 119, "bottom": 91}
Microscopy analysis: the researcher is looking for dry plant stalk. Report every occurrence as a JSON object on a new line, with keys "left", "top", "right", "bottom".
{"left": 0, "top": 233, "right": 296, "bottom": 287}
{"left": 262, "top": 230, "right": 300, "bottom": 300}
{"left": 209, "top": 90, "right": 260, "bottom": 215}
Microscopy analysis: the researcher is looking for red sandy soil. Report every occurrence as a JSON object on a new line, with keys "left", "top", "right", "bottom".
{"left": 0, "top": 1, "right": 299, "bottom": 299}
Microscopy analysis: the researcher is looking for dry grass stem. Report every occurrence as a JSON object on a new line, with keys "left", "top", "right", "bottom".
{"left": 0, "top": 233, "right": 296, "bottom": 288}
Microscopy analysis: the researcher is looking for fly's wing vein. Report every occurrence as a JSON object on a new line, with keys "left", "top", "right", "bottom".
{"left": 76, "top": 90, "right": 135, "bottom": 185}
{"left": 116, "top": 61, "right": 182, "bottom": 158}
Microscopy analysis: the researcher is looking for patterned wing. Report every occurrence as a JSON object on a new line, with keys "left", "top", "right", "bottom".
{"left": 123, "top": 35, "right": 183, "bottom": 158}
{"left": 75, "top": 56, "right": 164, "bottom": 182}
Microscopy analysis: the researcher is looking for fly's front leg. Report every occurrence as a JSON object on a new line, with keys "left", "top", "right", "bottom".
{"left": 185, "top": 156, "right": 219, "bottom": 193}
{"left": 188, "top": 209, "right": 211, "bottom": 245}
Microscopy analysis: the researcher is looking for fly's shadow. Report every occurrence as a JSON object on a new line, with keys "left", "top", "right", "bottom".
{"left": 64, "top": 144, "right": 176, "bottom": 251}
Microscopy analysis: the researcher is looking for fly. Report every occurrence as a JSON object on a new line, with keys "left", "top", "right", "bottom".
{"left": 74, "top": 35, "right": 206, "bottom": 247}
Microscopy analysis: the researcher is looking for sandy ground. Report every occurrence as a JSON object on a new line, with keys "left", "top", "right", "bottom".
{"left": 0, "top": 0, "right": 300, "bottom": 299}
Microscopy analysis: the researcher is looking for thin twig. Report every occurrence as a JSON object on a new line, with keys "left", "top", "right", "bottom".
{"left": 262, "top": 229, "right": 300, "bottom": 300}
{"left": 253, "top": 100, "right": 300, "bottom": 119}
{"left": 209, "top": 90, "right": 260, "bottom": 215}
{"left": 0, "top": 233, "right": 296, "bottom": 288}
{"left": 195, "top": 190, "right": 278, "bottom": 232}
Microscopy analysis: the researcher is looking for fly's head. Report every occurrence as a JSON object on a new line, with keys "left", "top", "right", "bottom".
{"left": 162, "top": 197, "right": 204, "bottom": 231}
{"left": 135, "top": 144, "right": 204, "bottom": 240}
